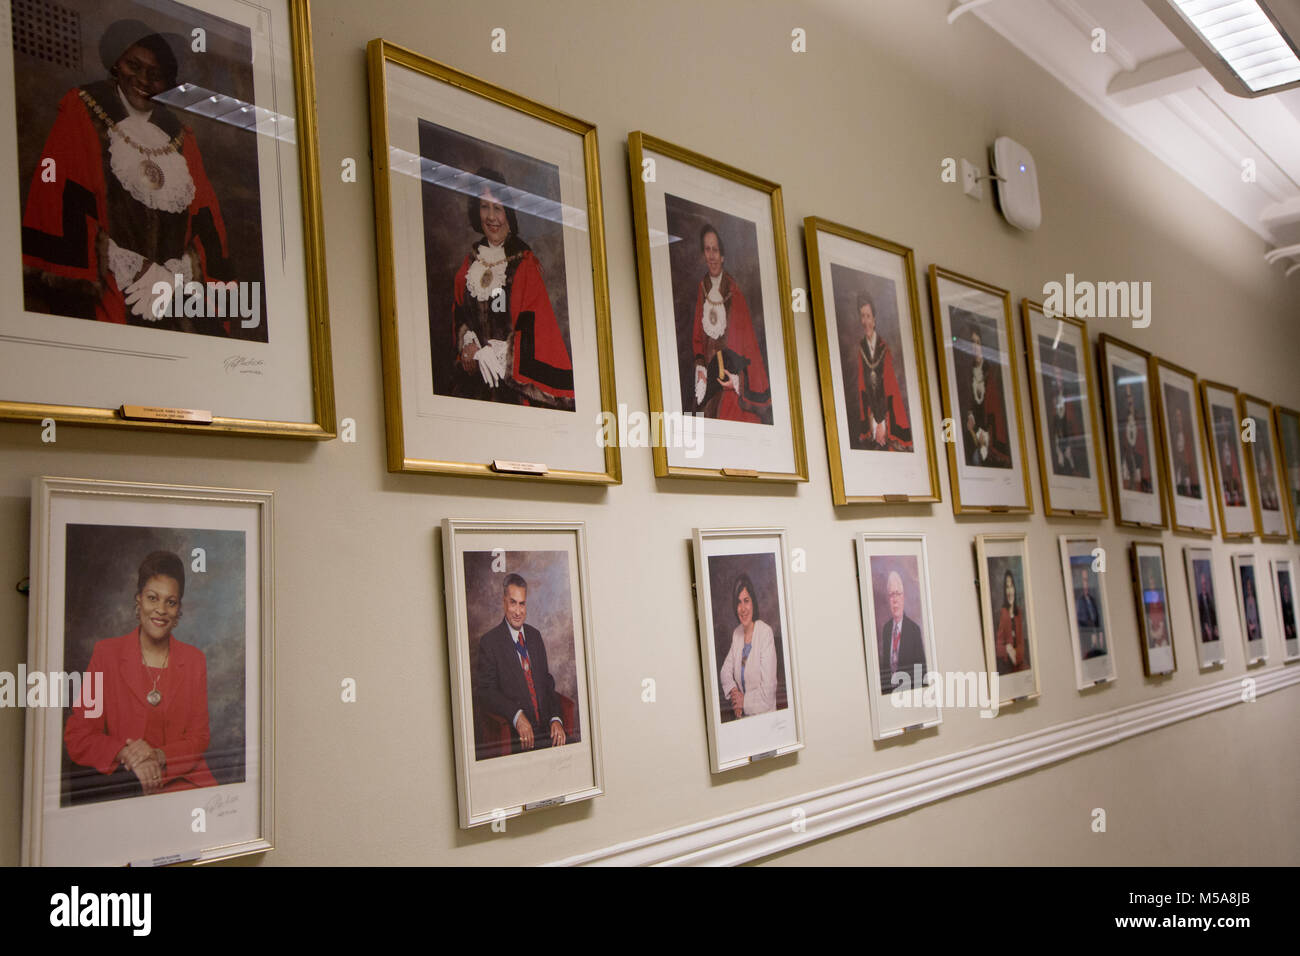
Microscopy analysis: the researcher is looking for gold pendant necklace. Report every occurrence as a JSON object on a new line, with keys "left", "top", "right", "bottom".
{"left": 140, "top": 158, "right": 165, "bottom": 190}
{"left": 142, "top": 638, "right": 170, "bottom": 707}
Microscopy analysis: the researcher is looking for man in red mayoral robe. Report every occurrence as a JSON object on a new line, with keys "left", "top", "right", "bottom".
{"left": 852, "top": 292, "right": 910, "bottom": 450}
{"left": 691, "top": 224, "right": 771, "bottom": 424}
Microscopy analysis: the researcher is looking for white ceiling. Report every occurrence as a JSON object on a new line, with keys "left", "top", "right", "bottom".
{"left": 962, "top": 0, "right": 1300, "bottom": 276}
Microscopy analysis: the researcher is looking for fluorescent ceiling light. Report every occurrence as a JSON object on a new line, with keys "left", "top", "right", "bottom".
{"left": 1169, "top": 0, "right": 1300, "bottom": 92}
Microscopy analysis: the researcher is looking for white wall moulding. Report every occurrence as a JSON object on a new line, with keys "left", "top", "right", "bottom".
{"left": 553, "top": 666, "right": 1300, "bottom": 867}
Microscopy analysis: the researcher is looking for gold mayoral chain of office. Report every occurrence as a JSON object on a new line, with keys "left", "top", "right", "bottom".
{"left": 860, "top": 337, "right": 886, "bottom": 392}
{"left": 466, "top": 244, "right": 524, "bottom": 302}
{"left": 79, "top": 89, "right": 195, "bottom": 214}
{"left": 702, "top": 280, "right": 727, "bottom": 340}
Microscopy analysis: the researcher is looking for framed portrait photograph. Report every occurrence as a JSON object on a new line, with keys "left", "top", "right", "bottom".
{"left": 1057, "top": 535, "right": 1117, "bottom": 688}
{"left": 1201, "top": 381, "right": 1256, "bottom": 539}
{"left": 627, "top": 132, "right": 807, "bottom": 481}
{"left": 929, "top": 267, "right": 1032, "bottom": 513}
{"left": 1152, "top": 359, "right": 1215, "bottom": 535}
{"left": 1271, "top": 405, "right": 1300, "bottom": 543}
{"left": 0, "top": 0, "right": 335, "bottom": 437}
{"left": 1098, "top": 335, "right": 1165, "bottom": 529}
{"left": 1231, "top": 553, "right": 1269, "bottom": 664}
{"left": 1022, "top": 302, "right": 1107, "bottom": 517}
{"left": 975, "top": 533, "right": 1040, "bottom": 704}
{"left": 1271, "top": 558, "right": 1300, "bottom": 661}
{"left": 855, "top": 533, "right": 942, "bottom": 738}
{"left": 1239, "top": 394, "right": 1289, "bottom": 540}
{"left": 441, "top": 519, "right": 602, "bottom": 827}
{"left": 692, "top": 528, "right": 803, "bottom": 771}
{"left": 1129, "top": 541, "right": 1176, "bottom": 676}
{"left": 368, "top": 41, "right": 618, "bottom": 483}
{"left": 804, "top": 219, "right": 939, "bottom": 504}
{"left": 1184, "top": 546, "right": 1226, "bottom": 669}
{"left": 23, "top": 477, "right": 273, "bottom": 866}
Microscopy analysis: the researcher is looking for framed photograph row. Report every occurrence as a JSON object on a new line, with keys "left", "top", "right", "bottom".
{"left": 22, "top": 474, "right": 1300, "bottom": 863}
{"left": 5, "top": 19, "right": 1298, "bottom": 534}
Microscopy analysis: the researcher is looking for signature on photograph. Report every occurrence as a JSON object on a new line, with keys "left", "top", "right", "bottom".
{"left": 223, "top": 355, "right": 265, "bottom": 375}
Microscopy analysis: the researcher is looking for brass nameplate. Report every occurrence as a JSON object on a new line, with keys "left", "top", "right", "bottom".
{"left": 721, "top": 468, "right": 759, "bottom": 478}
{"left": 492, "top": 459, "right": 548, "bottom": 475}
{"left": 524, "top": 795, "right": 565, "bottom": 811}
{"left": 883, "top": 494, "right": 910, "bottom": 503}
{"left": 120, "top": 405, "right": 213, "bottom": 424}
{"left": 989, "top": 505, "right": 1010, "bottom": 513}
{"left": 129, "top": 849, "right": 200, "bottom": 867}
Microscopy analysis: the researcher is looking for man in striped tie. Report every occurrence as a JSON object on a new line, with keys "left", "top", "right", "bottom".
{"left": 474, "top": 573, "right": 566, "bottom": 757}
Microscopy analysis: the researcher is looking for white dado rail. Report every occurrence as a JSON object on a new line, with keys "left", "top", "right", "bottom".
{"left": 553, "top": 665, "right": 1300, "bottom": 866}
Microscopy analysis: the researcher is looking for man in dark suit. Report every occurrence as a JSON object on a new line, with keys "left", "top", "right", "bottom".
{"left": 1196, "top": 567, "right": 1219, "bottom": 644}
{"left": 473, "top": 573, "right": 566, "bottom": 758}
{"left": 1075, "top": 572, "right": 1106, "bottom": 658}
{"left": 878, "top": 570, "right": 927, "bottom": 694}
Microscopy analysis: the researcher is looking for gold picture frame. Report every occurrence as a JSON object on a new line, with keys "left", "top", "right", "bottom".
{"left": 928, "top": 266, "right": 1033, "bottom": 514}
{"left": 0, "top": 0, "right": 335, "bottom": 439}
{"left": 1150, "top": 357, "right": 1216, "bottom": 536}
{"left": 626, "top": 131, "right": 807, "bottom": 482}
{"left": 1097, "top": 334, "right": 1167, "bottom": 529}
{"left": 1238, "top": 392, "right": 1290, "bottom": 541}
{"left": 803, "top": 218, "right": 940, "bottom": 504}
{"left": 1020, "top": 300, "right": 1108, "bottom": 518}
{"left": 367, "top": 40, "right": 619, "bottom": 483}
{"left": 1200, "top": 379, "right": 1255, "bottom": 540}
{"left": 1272, "top": 404, "right": 1300, "bottom": 543}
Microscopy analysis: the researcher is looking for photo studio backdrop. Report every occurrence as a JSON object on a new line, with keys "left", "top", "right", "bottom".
{"left": 0, "top": 0, "right": 1297, "bottom": 866}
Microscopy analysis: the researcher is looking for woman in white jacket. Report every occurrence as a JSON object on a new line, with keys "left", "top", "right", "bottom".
{"left": 719, "top": 573, "right": 778, "bottom": 718}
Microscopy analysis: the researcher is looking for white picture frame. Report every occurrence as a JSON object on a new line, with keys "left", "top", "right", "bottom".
{"left": 440, "top": 518, "right": 603, "bottom": 828}
{"left": 1057, "top": 535, "right": 1117, "bottom": 689}
{"left": 23, "top": 476, "right": 273, "bottom": 867}
{"left": 692, "top": 527, "right": 804, "bottom": 771}
{"left": 975, "top": 533, "right": 1040, "bottom": 704}
{"left": 1270, "top": 557, "right": 1299, "bottom": 662}
{"left": 1131, "top": 541, "right": 1176, "bottom": 676}
{"left": 1230, "top": 552, "right": 1269, "bottom": 664}
{"left": 1184, "top": 546, "right": 1227, "bottom": 669}
{"left": 855, "top": 532, "right": 942, "bottom": 738}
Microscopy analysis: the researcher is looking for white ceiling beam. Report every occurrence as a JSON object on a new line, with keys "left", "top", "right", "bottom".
{"left": 1049, "top": 0, "right": 1139, "bottom": 71}
{"left": 1107, "top": 50, "right": 1213, "bottom": 105}
{"left": 1261, "top": 196, "right": 1300, "bottom": 227}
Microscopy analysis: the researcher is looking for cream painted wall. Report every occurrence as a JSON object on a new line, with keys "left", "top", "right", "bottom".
{"left": 0, "top": 0, "right": 1297, "bottom": 867}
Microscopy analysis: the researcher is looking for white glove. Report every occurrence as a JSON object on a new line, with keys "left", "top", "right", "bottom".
{"left": 476, "top": 338, "right": 509, "bottom": 388}
{"left": 123, "top": 261, "right": 177, "bottom": 321}
{"left": 694, "top": 366, "right": 707, "bottom": 406}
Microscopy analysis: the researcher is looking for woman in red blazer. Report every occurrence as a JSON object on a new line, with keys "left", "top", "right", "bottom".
{"left": 65, "top": 550, "right": 217, "bottom": 796}
{"left": 994, "top": 569, "right": 1030, "bottom": 676}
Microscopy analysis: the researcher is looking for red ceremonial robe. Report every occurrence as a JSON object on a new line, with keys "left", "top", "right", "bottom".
{"left": 452, "top": 238, "right": 574, "bottom": 404}
{"left": 21, "top": 84, "right": 230, "bottom": 328}
{"left": 854, "top": 335, "right": 911, "bottom": 448}
{"left": 691, "top": 272, "right": 770, "bottom": 423}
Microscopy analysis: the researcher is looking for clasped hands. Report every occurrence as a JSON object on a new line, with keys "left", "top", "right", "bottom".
{"left": 117, "top": 738, "right": 167, "bottom": 794}
{"left": 460, "top": 333, "right": 509, "bottom": 388}
{"left": 513, "top": 712, "right": 566, "bottom": 750}
{"left": 121, "top": 257, "right": 190, "bottom": 322}
{"left": 728, "top": 687, "right": 744, "bottom": 719}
